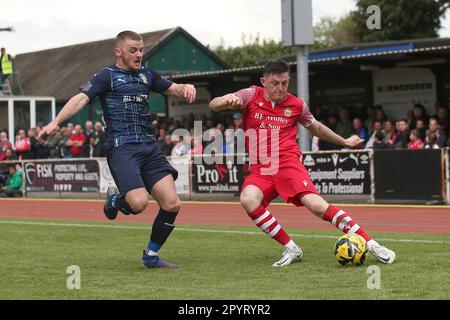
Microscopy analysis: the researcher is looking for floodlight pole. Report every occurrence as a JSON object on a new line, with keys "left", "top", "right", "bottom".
{"left": 281, "top": 0, "right": 313, "bottom": 151}
{"left": 296, "top": 45, "right": 311, "bottom": 151}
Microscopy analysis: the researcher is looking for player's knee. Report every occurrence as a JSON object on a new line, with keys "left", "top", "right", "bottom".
{"left": 161, "top": 196, "right": 181, "bottom": 212}
{"left": 240, "top": 192, "right": 259, "bottom": 212}
{"left": 129, "top": 196, "right": 149, "bottom": 213}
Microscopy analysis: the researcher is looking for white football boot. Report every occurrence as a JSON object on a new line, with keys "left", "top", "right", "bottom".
{"left": 272, "top": 247, "right": 303, "bottom": 267}
{"left": 368, "top": 242, "right": 396, "bottom": 264}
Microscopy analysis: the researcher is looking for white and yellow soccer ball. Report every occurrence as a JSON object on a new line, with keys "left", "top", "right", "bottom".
{"left": 334, "top": 234, "right": 368, "bottom": 267}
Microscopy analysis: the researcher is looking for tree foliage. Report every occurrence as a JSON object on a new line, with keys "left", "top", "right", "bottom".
{"left": 213, "top": 34, "right": 295, "bottom": 68}
{"left": 311, "top": 14, "right": 358, "bottom": 50}
{"left": 351, "top": 0, "right": 450, "bottom": 42}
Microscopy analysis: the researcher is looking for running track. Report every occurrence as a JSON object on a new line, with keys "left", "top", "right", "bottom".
{"left": 0, "top": 199, "right": 450, "bottom": 234}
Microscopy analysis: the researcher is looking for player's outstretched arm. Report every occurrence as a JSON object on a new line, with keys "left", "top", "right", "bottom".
{"left": 209, "top": 94, "right": 244, "bottom": 112}
{"left": 37, "top": 93, "right": 90, "bottom": 141}
{"left": 306, "top": 121, "right": 364, "bottom": 149}
{"left": 164, "top": 83, "right": 196, "bottom": 103}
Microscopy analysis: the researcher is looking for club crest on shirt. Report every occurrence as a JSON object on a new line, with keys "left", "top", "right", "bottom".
{"left": 138, "top": 73, "right": 148, "bottom": 84}
{"left": 284, "top": 107, "right": 292, "bottom": 117}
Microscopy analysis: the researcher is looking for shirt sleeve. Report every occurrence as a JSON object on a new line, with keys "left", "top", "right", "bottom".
{"left": 80, "top": 68, "right": 111, "bottom": 100}
{"left": 150, "top": 70, "right": 173, "bottom": 93}
{"left": 298, "top": 99, "right": 316, "bottom": 128}
{"left": 232, "top": 87, "right": 256, "bottom": 107}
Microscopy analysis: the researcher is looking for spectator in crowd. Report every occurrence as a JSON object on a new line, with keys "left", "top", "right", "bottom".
{"left": 373, "top": 106, "right": 387, "bottom": 129}
{"left": 91, "top": 122, "right": 107, "bottom": 157}
{"left": 171, "top": 136, "right": 190, "bottom": 157}
{"left": 187, "top": 129, "right": 204, "bottom": 156}
{"left": 2, "top": 148, "right": 17, "bottom": 161}
{"left": 32, "top": 128, "right": 49, "bottom": 159}
{"left": 365, "top": 120, "right": 383, "bottom": 149}
{"left": 46, "top": 125, "right": 62, "bottom": 158}
{"left": 415, "top": 118, "right": 427, "bottom": 141}
{"left": 383, "top": 119, "right": 397, "bottom": 145}
{"left": 394, "top": 119, "right": 410, "bottom": 149}
{"left": 59, "top": 127, "right": 72, "bottom": 158}
{"left": 82, "top": 120, "right": 95, "bottom": 157}
{"left": 335, "top": 107, "right": 353, "bottom": 139}
{"left": 232, "top": 112, "right": 243, "bottom": 130}
{"left": 351, "top": 117, "right": 368, "bottom": 148}
{"left": 159, "top": 134, "right": 173, "bottom": 157}
{"left": 14, "top": 129, "right": 31, "bottom": 160}
{"left": 0, "top": 47, "right": 13, "bottom": 84}
{"left": 424, "top": 132, "right": 440, "bottom": 149}
{"left": 407, "top": 129, "right": 425, "bottom": 150}
{"left": 435, "top": 107, "right": 449, "bottom": 136}
{"left": 66, "top": 122, "right": 74, "bottom": 134}
{"left": 318, "top": 115, "right": 341, "bottom": 150}
{"left": 409, "top": 103, "right": 430, "bottom": 129}
{"left": 0, "top": 131, "right": 12, "bottom": 161}
{"left": 156, "top": 128, "right": 167, "bottom": 151}
{"left": 426, "top": 117, "right": 447, "bottom": 147}
{"left": 363, "top": 106, "right": 375, "bottom": 135}
{"left": 372, "top": 131, "right": 391, "bottom": 149}
{"left": 67, "top": 124, "right": 86, "bottom": 158}
{"left": 0, "top": 164, "right": 22, "bottom": 198}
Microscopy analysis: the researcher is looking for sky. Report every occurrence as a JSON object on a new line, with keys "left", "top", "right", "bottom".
{"left": 1, "top": 0, "right": 450, "bottom": 55}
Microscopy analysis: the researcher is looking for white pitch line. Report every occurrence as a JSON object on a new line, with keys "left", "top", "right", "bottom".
{"left": 0, "top": 220, "right": 449, "bottom": 244}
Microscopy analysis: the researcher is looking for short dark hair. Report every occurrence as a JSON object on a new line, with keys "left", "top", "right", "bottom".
{"left": 375, "top": 131, "right": 384, "bottom": 141}
{"left": 115, "top": 31, "right": 142, "bottom": 45}
{"left": 263, "top": 59, "right": 290, "bottom": 76}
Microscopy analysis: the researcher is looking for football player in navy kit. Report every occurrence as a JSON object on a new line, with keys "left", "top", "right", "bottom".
{"left": 38, "top": 31, "right": 196, "bottom": 268}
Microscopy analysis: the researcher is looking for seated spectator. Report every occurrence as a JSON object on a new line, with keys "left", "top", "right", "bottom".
{"left": 394, "top": 119, "right": 410, "bottom": 149}
{"left": 415, "top": 119, "right": 427, "bottom": 141}
{"left": 363, "top": 106, "right": 375, "bottom": 135}
{"left": 0, "top": 165, "right": 23, "bottom": 198}
{"left": 160, "top": 134, "right": 174, "bottom": 157}
{"left": 66, "top": 124, "right": 86, "bottom": 158}
{"left": 426, "top": 117, "right": 447, "bottom": 147}
{"left": 351, "top": 117, "right": 368, "bottom": 148}
{"left": 171, "top": 136, "right": 190, "bottom": 157}
{"left": 435, "top": 107, "right": 449, "bottom": 136}
{"left": 407, "top": 129, "right": 425, "bottom": 150}
{"left": 372, "top": 131, "right": 391, "bottom": 149}
{"left": 0, "top": 131, "right": 12, "bottom": 161}
{"left": 383, "top": 119, "right": 397, "bottom": 145}
{"left": 424, "top": 132, "right": 440, "bottom": 149}
{"left": 233, "top": 113, "right": 243, "bottom": 130}
{"left": 409, "top": 103, "right": 430, "bottom": 129}
{"left": 365, "top": 120, "right": 383, "bottom": 149}
{"left": 2, "top": 148, "right": 17, "bottom": 161}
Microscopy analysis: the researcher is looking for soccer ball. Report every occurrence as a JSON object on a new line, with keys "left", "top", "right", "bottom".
{"left": 334, "top": 234, "right": 368, "bottom": 266}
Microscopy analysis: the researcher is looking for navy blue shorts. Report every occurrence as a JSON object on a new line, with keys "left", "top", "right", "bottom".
{"left": 107, "top": 143, "right": 178, "bottom": 195}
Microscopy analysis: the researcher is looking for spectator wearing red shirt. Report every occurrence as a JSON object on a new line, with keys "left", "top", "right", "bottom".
{"left": 14, "top": 129, "right": 31, "bottom": 160}
{"left": 0, "top": 131, "right": 12, "bottom": 161}
{"left": 67, "top": 124, "right": 86, "bottom": 158}
{"left": 407, "top": 129, "right": 425, "bottom": 150}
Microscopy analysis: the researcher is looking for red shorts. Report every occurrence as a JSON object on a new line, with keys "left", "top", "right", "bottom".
{"left": 242, "top": 156, "right": 319, "bottom": 207}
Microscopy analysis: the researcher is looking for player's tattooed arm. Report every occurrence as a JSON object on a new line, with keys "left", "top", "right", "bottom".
{"left": 307, "top": 121, "right": 364, "bottom": 149}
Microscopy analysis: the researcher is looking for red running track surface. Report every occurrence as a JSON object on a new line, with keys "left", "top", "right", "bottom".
{"left": 0, "top": 199, "right": 449, "bottom": 234}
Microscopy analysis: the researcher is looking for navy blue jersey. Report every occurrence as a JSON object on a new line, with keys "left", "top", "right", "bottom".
{"left": 81, "top": 65, "right": 173, "bottom": 149}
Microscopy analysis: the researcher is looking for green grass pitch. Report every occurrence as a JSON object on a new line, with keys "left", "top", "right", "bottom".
{"left": 1, "top": 217, "right": 450, "bottom": 300}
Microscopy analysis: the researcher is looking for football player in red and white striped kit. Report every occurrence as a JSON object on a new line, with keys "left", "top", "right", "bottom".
{"left": 209, "top": 59, "right": 395, "bottom": 267}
